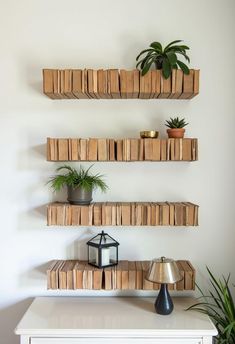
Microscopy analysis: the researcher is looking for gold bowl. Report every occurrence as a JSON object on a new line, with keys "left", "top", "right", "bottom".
{"left": 140, "top": 130, "right": 159, "bottom": 138}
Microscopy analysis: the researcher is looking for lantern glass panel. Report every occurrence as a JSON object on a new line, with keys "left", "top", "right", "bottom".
{"left": 110, "top": 246, "right": 118, "bottom": 264}
{"left": 89, "top": 237, "right": 100, "bottom": 245}
{"left": 89, "top": 234, "right": 116, "bottom": 246}
{"left": 88, "top": 246, "right": 97, "bottom": 265}
{"left": 101, "top": 236, "right": 115, "bottom": 245}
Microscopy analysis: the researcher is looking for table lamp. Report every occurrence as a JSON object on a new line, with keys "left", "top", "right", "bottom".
{"left": 147, "top": 256, "right": 182, "bottom": 315}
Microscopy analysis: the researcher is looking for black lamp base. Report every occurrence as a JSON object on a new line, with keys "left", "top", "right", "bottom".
{"left": 154, "top": 283, "right": 174, "bottom": 315}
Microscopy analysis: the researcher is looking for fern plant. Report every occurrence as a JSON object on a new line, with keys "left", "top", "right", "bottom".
{"left": 47, "top": 165, "right": 108, "bottom": 192}
{"left": 187, "top": 267, "right": 235, "bottom": 344}
{"left": 136, "top": 40, "right": 190, "bottom": 79}
{"left": 165, "top": 117, "right": 188, "bottom": 129}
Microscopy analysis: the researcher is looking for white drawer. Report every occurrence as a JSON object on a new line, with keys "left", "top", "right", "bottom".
{"left": 31, "top": 337, "right": 203, "bottom": 344}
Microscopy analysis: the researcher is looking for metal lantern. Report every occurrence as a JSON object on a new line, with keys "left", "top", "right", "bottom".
{"left": 87, "top": 230, "right": 119, "bottom": 268}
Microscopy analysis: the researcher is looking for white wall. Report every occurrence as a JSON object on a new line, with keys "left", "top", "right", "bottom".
{"left": 1, "top": 0, "right": 235, "bottom": 342}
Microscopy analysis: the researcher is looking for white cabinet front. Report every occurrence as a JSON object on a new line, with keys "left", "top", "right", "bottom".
{"left": 31, "top": 337, "right": 203, "bottom": 344}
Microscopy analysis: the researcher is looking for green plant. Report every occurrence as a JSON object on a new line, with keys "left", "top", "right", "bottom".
{"left": 136, "top": 39, "right": 190, "bottom": 78}
{"left": 165, "top": 117, "right": 188, "bottom": 129}
{"left": 187, "top": 267, "right": 235, "bottom": 344}
{"left": 47, "top": 165, "right": 108, "bottom": 192}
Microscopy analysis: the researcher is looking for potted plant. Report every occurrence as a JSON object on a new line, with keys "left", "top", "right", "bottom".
{"left": 187, "top": 267, "right": 235, "bottom": 344}
{"left": 136, "top": 40, "right": 190, "bottom": 78}
{"left": 47, "top": 165, "right": 108, "bottom": 205}
{"left": 165, "top": 117, "right": 188, "bottom": 138}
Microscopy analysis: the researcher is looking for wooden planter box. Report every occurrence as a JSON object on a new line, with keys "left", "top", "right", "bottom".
{"left": 47, "top": 137, "right": 198, "bottom": 162}
{"left": 47, "top": 201, "right": 199, "bottom": 227}
{"left": 43, "top": 68, "right": 200, "bottom": 99}
{"left": 47, "top": 259, "right": 195, "bottom": 290}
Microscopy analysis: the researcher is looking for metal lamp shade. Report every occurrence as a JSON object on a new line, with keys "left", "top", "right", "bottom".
{"left": 147, "top": 257, "right": 182, "bottom": 284}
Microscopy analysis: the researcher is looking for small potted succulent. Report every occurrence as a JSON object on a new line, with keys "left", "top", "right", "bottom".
{"left": 47, "top": 165, "right": 108, "bottom": 205}
{"left": 136, "top": 40, "right": 190, "bottom": 79}
{"left": 165, "top": 117, "right": 188, "bottom": 138}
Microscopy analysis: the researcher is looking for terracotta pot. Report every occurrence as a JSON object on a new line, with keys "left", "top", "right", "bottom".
{"left": 167, "top": 128, "right": 185, "bottom": 139}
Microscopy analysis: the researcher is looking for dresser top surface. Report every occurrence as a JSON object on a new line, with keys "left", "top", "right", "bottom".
{"left": 15, "top": 297, "right": 217, "bottom": 337}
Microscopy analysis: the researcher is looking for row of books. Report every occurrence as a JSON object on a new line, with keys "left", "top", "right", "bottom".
{"left": 47, "top": 202, "right": 199, "bottom": 226}
{"left": 47, "top": 137, "right": 198, "bottom": 161}
{"left": 43, "top": 69, "right": 199, "bottom": 100}
{"left": 47, "top": 259, "right": 195, "bottom": 290}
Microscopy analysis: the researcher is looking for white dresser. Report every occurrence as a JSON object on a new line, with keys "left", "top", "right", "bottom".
{"left": 15, "top": 297, "right": 217, "bottom": 344}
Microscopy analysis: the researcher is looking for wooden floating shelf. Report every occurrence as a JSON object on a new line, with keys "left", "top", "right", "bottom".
{"left": 43, "top": 68, "right": 200, "bottom": 100}
{"left": 47, "top": 259, "right": 195, "bottom": 290}
{"left": 47, "top": 137, "right": 198, "bottom": 162}
{"left": 47, "top": 202, "right": 199, "bottom": 226}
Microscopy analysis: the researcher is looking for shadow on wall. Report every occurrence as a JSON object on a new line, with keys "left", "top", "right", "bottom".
{"left": 23, "top": 63, "right": 42, "bottom": 95}
{"left": 17, "top": 205, "right": 47, "bottom": 232}
{"left": 18, "top": 232, "right": 93, "bottom": 287}
{"left": 0, "top": 298, "right": 33, "bottom": 344}
{"left": 69, "top": 231, "right": 94, "bottom": 259}
{"left": 18, "top": 261, "right": 50, "bottom": 288}
{"left": 32, "top": 143, "right": 46, "bottom": 160}
{"left": 17, "top": 142, "right": 46, "bottom": 171}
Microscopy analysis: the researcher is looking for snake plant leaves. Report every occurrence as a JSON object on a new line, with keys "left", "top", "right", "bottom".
{"left": 135, "top": 48, "right": 155, "bottom": 61}
{"left": 164, "top": 39, "right": 183, "bottom": 50}
{"left": 174, "top": 50, "right": 190, "bottom": 63}
{"left": 166, "top": 52, "right": 177, "bottom": 65}
{"left": 150, "top": 41, "right": 163, "bottom": 52}
{"left": 142, "top": 61, "right": 153, "bottom": 76}
{"left": 136, "top": 39, "right": 190, "bottom": 79}
{"left": 187, "top": 267, "right": 235, "bottom": 344}
{"left": 176, "top": 60, "right": 190, "bottom": 75}
{"left": 162, "top": 59, "right": 171, "bottom": 79}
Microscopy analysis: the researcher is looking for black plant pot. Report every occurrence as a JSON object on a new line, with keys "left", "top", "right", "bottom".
{"left": 67, "top": 186, "right": 92, "bottom": 205}
{"left": 154, "top": 283, "right": 174, "bottom": 315}
{"left": 155, "top": 60, "right": 163, "bottom": 70}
